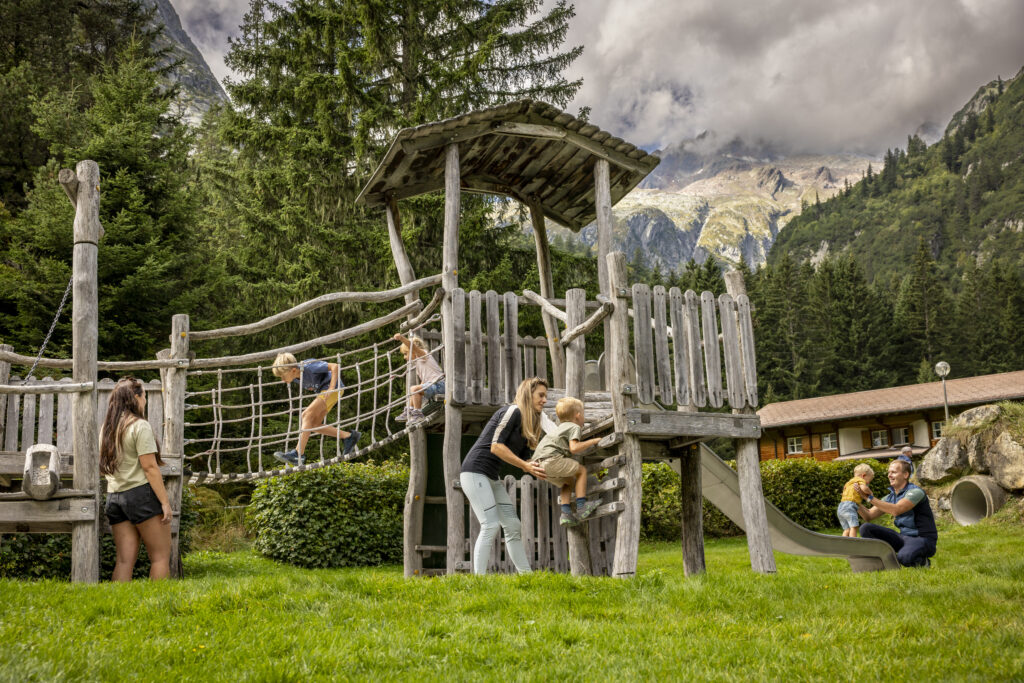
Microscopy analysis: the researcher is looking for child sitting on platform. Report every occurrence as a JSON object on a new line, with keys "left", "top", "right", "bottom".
{"left": 530, "top": 397, "right": 603, "bottom": 527}
{"left": 392, "top": 332, "right": 445, "bottom": 424}
{"left": 837, "top": 463, "right": 875, "bottom": 537}
{"left": 271, "top": 353, "right": 360, "bottom": 466}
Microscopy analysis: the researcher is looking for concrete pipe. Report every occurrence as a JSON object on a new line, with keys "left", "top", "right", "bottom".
{"left": 950, "top": 475, "right": 1008, "bottom": 526}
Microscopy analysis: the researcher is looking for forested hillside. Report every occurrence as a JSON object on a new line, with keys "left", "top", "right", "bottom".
{"left": 749, "top": 67, "right": 1024, "bottom": 400}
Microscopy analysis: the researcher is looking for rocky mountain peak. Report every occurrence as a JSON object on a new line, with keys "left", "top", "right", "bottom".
{"left": 755, "top": 166, "right": 789, "bottom": 198}
{"left": 814, "top": 166, "right": 836, "bottom": 187}
{"left": 147, "top": 0, "right": 228, "bottom": 125}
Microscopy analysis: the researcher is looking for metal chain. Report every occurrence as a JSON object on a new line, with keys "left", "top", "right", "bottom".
{"left": 25, "top": 275, "right": 74, "bottom": 382}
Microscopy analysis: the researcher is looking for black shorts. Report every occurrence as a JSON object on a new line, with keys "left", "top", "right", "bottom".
{"left": 105, "top": 483, "right": 163, "bottom": 526}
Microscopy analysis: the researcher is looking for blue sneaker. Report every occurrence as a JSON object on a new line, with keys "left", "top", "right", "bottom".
{"left": 342, "top": 430, "right": 361, "bottom": 455}
{"left": 274, "top": 449, "right": 299, "bottom": 466}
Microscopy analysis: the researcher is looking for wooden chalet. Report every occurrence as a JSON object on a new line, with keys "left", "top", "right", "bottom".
{"left": 757, "top": 370, "right": 1024, "bottom": 462}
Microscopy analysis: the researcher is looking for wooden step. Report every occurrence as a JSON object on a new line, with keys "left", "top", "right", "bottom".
{"left": 414, "top": 544, "right": 446, "bottom": 555}
{"left": 586, "top": 453, "right": 625, "bottom": 473}
{"left": 586, "top": 500, "right": 625, "bottom": 520}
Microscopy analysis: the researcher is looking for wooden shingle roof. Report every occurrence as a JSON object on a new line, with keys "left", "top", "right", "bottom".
{"left": 758, "top": 370, "right": 1024, "bottom": 428}
{"left": 356, "top": 100, "right": 660, "bottom": 231}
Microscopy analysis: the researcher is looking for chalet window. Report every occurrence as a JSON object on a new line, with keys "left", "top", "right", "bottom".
{"left": 821, "top": 432, "right": 838, "bottom": 450}
{"left": 932, "top": 421, "right": 944, "bottom": 439}
{"left": 786, "top": 436, "right": 803, "bottom": 455}
{"left": 893, "top": 427, "right": 910, "bottom": 446}
{"left": 871, "top": 429, "right": 888, "bottom": 448}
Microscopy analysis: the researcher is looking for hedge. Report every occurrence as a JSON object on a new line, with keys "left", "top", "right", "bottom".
{"left": 640, "top": 458, "right": 889, "bottom": 542}
{"left": 0, "top": 486, "right": 198, "bottom": 580}
{"left": 247, "top": 460, "right": 407, "bottom": 568}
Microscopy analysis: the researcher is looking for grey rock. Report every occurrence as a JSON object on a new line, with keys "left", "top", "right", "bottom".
{"left": 954, "top": 403, "right": 1001, "bottom": 428}
{"left": 967, "top": 433, "right": 989, "bottom": 474}
{"left": 919, "top": 437, "right": 969, "bottom": 485}
{"left": 985, "top": 432, "right": 1024, "bottom": 491}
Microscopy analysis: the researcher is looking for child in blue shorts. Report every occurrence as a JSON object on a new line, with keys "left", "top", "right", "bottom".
{"left": 393, "top": 333, "right": 445, "bottom": 423}
{"left": 271, "top": 353, "right": 360, "bottom": 465}
{"left": 838, "top": 463, "right": 875, "bottom": 537}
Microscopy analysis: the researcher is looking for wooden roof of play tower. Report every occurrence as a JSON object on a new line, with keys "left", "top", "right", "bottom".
{"left": 356, "top": 99, "right": 660, "bottom": 230}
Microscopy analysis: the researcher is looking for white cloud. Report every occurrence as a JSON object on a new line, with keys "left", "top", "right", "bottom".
{"left": 562, "top": 0, "right": 1024, "bottom": 154}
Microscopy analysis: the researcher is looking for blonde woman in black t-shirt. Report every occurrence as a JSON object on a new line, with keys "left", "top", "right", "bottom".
{"left": 460, "top": 377, "right": 549, "bottom": 574}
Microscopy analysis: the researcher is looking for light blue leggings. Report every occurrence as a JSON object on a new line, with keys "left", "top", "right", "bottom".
{"left": 460, "top": 472, "right": 532, "bottom": 575}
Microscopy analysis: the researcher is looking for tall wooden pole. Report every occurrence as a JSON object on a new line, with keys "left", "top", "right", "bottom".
{"left": 388, "top": 197, "right": 431, "bottom": 578}
{"left": 529, "top": 202, "right": 565, "bottom": 389}
{"left": 594, "top": 160, "right": 614, "bottom": 388}
{"left": 161, "top": 314, "right": 189, "bottom": 578}
{"left": 607, "top": 252, "right": 643, "bottom": 578}
{"left": 723, "top": 271, "right": 776, "bottom": 574}
{"left": 564, "top": 288, "right": 592, "bottom": 575}
{"left": 441, "top": 143, "right": 466, "bottom": 574}
{"left": 70, "top": 160, "right": 101, "bottom": 583}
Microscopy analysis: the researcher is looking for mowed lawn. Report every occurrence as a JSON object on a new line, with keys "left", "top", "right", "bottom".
{"left": 1, "top": 520, "right": 1022, "bottom": 682}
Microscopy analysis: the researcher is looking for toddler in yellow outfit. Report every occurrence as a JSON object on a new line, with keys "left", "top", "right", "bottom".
{"left": 837, "top": 463, "right": 875, "bottom": 537}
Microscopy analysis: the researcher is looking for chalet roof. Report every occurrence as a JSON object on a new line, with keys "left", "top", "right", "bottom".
{"left": 356, "top": 99, "right": 660, "bottom": 231}
{"left": 758, "top": 370, "right": 1024, "bottom": 429}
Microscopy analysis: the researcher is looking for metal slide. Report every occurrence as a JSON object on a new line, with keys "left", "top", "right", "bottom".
{"left": 691, "top": 444, "right": 901, "bottom": 572}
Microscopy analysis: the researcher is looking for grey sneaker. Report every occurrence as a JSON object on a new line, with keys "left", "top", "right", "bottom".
{"left": 274, "top": 449, "right": 299, "bottom": 466}
{"left": 576, "top": 499, "right": 602, "bottom": 521}
{"left": 408, "top": 409, "right": 426, "bottom": 424}
{"left": 395, "top": 407, "right": 411, "bottom": 423}
{"left": 559, "top": 511, "right": 579, "bottom": 527}
{"left": 342, "top": 430, "right": 361, "bottom": 455}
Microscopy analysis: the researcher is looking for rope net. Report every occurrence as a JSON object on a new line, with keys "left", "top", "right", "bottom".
{"left": 182, "top": 322, "right": 444, "bottom": 485}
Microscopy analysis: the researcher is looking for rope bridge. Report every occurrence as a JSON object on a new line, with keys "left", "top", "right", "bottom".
{"left": 183, "top": 338, "right": 445, "bottom": 485}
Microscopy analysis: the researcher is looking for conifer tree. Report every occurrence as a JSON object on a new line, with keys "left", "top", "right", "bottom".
{"left": 0, "top": 40, "right": 203, "bottom": 362}
{"left": 892, "top": 239, "right": 953, "bottom": 379}
{"left": 197, "top": 0, "right": 583, "bottom": 341}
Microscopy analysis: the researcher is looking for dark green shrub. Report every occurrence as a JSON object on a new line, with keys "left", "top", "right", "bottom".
{"left": 0, "top": 485, "right": 197, "bottom": 580}
{"left": 247, "top": 460, "right": 407, "bottom": 568}
{"left": 640, "top": 462, "right": 742, "bottom": 541}
{"left": 640, "top": 458, "right": 888, "bottom": 541}
{"left": 760, "top": 458, "right": 887, "bottom": 530}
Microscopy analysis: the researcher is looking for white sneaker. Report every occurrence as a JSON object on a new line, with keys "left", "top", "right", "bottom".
{"left": 395, "top": 406, "right": 411, "bottom": 422}
{"left": 408, "top": 409, "right": 426, "bottom": 423}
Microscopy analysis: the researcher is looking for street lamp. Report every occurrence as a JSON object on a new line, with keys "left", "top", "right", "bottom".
{"left": 935, "top": 361, "right": 950, "bottom": 422}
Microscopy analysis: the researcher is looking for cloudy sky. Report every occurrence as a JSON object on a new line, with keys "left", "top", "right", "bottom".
{"left": 170, "top": 0, "right": 1024, "bottom": 155}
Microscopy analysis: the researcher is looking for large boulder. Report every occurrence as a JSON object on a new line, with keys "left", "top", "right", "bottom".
{"left": 921, "top": 403, "right": 1024, "bottom": 491}
{"left": 919, "top": 437, "right": 969, "bottom": 484}
{"left": 986, "top": 432, "right": 1024, "bottom": 491}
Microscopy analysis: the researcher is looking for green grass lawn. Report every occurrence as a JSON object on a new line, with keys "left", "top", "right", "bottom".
{"left": 1, "top": 520, "right": 1022, "bottom": 682}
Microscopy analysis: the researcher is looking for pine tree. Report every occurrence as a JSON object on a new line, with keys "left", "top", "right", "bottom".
{"left": 0, "top": 0, "right": 162, "bottom": 211}
{"left": 892, "top": 239, "right": 954, "bottom": 380}
{"left": 197, "top": 0, "right": 583, "bottom": 342}
{"left": 0, "top": 40, "right": 203, "bottom": 362}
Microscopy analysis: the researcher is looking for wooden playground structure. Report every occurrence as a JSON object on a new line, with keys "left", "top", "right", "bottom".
{"left": 0, "top": 100, "right": 793, "bottom": 581}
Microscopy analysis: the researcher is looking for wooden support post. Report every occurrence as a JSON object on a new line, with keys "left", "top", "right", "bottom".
{"left": 0, "top": 344, "right": 10, "bottom": 451}
{"left": 388, "top": 197, "right": 431, "bottom": 579}
{"left": 529, "top": 202, "right": 565, "bottom": 389}
{"left": 71, "top": 160, "right": 101, "bottom": 584}
{"left": 678, "top": 446, "right": 705, "bottom": 576}
{"left": 441, "top": 143, "right": 466, "bottom": 575}
{"left": 564, "top": 288, "right": 591, "bottom": 575}
{"left": 595, "top": 159, "right": 614, "bottom": 386}
{"left": 161, "top": 314, "right": 189, "bottom": 578}
{"left": 607, "top": 252, "right": 642, "bottom": 578}
{"left": 724, "top": 273, "right": 776, "bottom": 574}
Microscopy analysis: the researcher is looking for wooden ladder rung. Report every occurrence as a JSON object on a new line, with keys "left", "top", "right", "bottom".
{"left": 423, "top": 495, "right": 446, "bottom": 505}
{"left": 585, "top": 453, "right": 626, "bottom": 473}
{"left": 588, "top": 476, "right": 624, "bottom": 495}
{"left": 586, "top": 500, "right": 625, "bottom": 520}
{"left": 414, "top": 544, "right": 447, "bottom": 554}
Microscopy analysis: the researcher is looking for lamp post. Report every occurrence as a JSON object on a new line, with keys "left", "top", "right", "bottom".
{"left": 935, "top": 361, "right": 950, "bottom": 422}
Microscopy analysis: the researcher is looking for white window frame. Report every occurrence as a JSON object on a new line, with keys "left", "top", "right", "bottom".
{"left": 786, "top": 436, "right": 803, "bottom": 455}
{"left": 932, "top": 421, "right": 944, "bottom": 439}
{"left": 893, "top": 427, "right": 910, "bottom": 446}
{"left": 871, "top": 429, "right": 889, "bottom": 448}
{"left": 821, "top": 432, "right": 838, "bottom": 450}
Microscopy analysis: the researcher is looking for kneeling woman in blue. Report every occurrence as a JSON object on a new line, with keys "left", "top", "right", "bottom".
{"left": 100, "top": 377, "right": 173, "bottom": 581}
{"left": 460, "top": 377, "right": 550, "bottom": 575}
